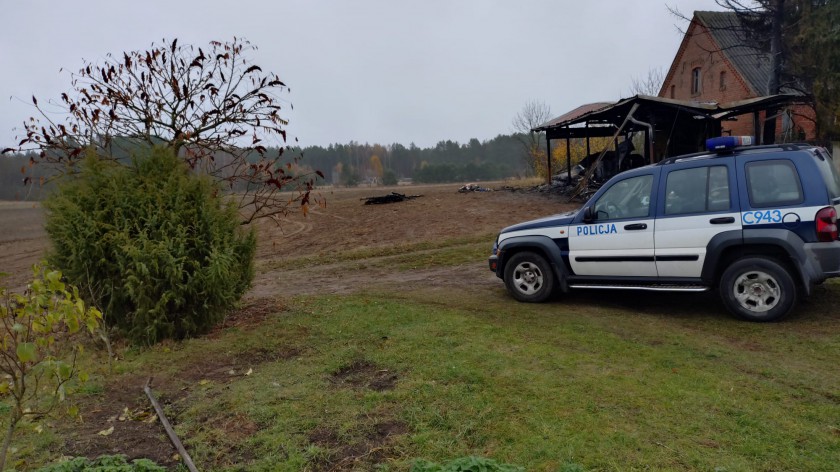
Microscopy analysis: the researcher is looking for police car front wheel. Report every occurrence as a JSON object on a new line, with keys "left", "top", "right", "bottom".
{"left": 504, "top": 251, "right": 555, "bottom": 303}
{"left": 719, "top": 257, "right": 797, "bottom": 322}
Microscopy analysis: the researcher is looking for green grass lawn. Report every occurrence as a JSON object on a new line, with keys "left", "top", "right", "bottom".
{"left": 11, "top": 237, "right": 840, "bottom": 471}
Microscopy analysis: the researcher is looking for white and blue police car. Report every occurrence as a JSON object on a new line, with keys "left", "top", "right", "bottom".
{"left": 489, "top": 137, "right": 840, "bottom": 321}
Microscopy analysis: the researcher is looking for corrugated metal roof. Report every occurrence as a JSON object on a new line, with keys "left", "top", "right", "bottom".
{"left": 535, "top": 95, "right": 718, "bottom": 132}
{"left": 538, "top": 102, "right": 613, "bottom": 129}
{"left": 712, "top": 94, "right": 808, "bottom": 119}
{"left": 534, "top": 94, "right": 804, "bottom": 132}
{"left": 627, "top": 94, "right": 718, "bottom": 110}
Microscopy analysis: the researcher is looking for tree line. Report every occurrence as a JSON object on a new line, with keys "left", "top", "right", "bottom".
{"left": 300, "top": 133, "right": 533, "bottom": 186}
{"left": 0, "top": 133, "right": 539, "bottom": 199}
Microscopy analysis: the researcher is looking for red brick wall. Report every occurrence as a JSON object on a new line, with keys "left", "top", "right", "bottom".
{"left": 725, "top": 105, "right": 816, "bottom": 142}
{"left": 660, "top": 19, "right": 816, "bottom": 142}
{"left": 661, "top": 23, "right": 753, "bottom": 98}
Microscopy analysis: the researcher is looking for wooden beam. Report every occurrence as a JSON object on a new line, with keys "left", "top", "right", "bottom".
{"left": 546, "top": 135, "right": 552, "bottom": 185}
{"left": 586, "top": 122, "right": 591, "bottom": 158}
{"left": 566, "top": 127, "right": 572, "bottom": 182}
{"left": 145, "top": 379, "right": 199, "bottom": 472}
{"left": 572, "top": 103, "right": 640, "bottom": 200}
{"left": 547, "top": 125, "right": 619, "bottom": 140}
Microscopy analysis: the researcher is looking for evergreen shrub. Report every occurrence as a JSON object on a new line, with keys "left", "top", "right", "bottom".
{"left": 411, "top": 456, "right": 525, "bottom": 472}
{"left": 36, "top": 454, "right": 165, "bottom": 472}
{"left": 45, "top": 147, "right": 256, "bottom": 344}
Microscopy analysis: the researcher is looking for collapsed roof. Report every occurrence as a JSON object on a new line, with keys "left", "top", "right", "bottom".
{"left": 534, "top": 94, "right": 804, "bottom": 160}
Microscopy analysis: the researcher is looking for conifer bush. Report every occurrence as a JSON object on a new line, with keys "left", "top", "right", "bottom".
{"left": 44, "top": 147, "right": 256, "bottom": 344}
{"left": 36, "top": 454, "right": 165, "bottom": 472}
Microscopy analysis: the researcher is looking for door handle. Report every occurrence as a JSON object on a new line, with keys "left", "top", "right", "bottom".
{"left": 624, "top": 223, "right": 647, "bottom": 230}
{"left": 710, "top": 217, "right": 735, "bottom": 224}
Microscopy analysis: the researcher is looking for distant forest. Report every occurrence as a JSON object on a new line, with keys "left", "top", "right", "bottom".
{"left": 0, "top": 134, "right": 535, "bottom": 200}
{"left": 302, "top": 134, "right": 530, "bottom": 186}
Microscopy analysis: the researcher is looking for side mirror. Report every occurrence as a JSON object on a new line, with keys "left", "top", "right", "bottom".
{"left": 583, "top": 206, "right": 595, "bottom": 223}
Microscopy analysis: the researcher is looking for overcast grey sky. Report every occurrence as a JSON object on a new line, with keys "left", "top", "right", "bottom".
{"left": 0, "top": 0, "right": 725, "bottom": 149}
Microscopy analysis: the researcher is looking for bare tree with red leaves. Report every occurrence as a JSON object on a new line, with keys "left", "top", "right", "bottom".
{"left": 3, "top": 37, "right": 323, "bottom": 223}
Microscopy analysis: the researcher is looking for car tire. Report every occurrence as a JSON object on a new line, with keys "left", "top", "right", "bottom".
{"left": 504, "top": 251, "right": 555, "bottom": 303}
{"left": 719, "top": 257, "right": 797, "bottom": 322}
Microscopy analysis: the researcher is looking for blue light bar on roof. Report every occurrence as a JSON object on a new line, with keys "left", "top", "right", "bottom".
{"left": 706, "top": 136, "right": 754, "bottom": 152}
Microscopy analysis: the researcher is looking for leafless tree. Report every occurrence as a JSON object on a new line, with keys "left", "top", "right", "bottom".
{"left": 628, "top": 68, "right": 666, "bottom": 96}
{"left": 512, "top": 100, "right": 552, "bottom": 175}
{"left": 3, "top": 38, "right": 322, "bottom": 223}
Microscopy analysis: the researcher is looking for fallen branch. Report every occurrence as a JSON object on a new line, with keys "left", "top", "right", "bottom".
{"left": 144, "top": 378, "right": 199, "bottom": 472}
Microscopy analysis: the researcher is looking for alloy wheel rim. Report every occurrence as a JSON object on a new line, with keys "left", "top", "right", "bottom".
{"left": 513, "top": 262, "right": 543, "bottom": 295}
{"left": 733, "top": 270, "right": 780, "bottom": 313}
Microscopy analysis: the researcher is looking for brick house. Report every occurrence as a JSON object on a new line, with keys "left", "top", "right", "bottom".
{"left": 659, "top": 10, "right": 816, "bottom": 142}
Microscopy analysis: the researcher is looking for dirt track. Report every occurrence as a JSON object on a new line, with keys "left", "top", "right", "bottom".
{"left": 0, "top": 183, "right": 577, "bottom": 295}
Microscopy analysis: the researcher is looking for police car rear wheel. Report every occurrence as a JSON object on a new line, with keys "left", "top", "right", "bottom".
{"left": 719, "top": 257, "right": 797, "bottom": 322}
{"left": 504, "top": 252, "right": 555, "bottom": 303}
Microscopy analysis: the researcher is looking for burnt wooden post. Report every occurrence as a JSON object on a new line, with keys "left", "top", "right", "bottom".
{"left": 586, "top": 122, "right": 591, "bottom": 158}
{"left": 546, "top": 134, "right": 552, "bottom": 184}
{"left": 566, "top": 125, "right": 572, "bottom": 182}
{"left": 648, "top": 116, "right": 656, "bottom": 163}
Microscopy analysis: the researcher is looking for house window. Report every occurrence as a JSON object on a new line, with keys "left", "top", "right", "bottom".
{"left": 670, "top": 85, "right": 675, "bottom": 99}
{"left": 691, "top": 67, "right": 702, "bottom": 95}
{"left": 719, "top": 71, "right": 727, "bottom": 91}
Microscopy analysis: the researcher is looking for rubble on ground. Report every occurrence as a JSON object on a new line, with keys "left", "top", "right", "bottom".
{"left": 457, "top": 183, "right": 493, "bottom": 193}
{"left": 497, "top": 178, "right": 596, "bottom": 201}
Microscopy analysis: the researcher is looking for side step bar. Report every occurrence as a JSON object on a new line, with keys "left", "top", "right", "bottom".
{"left": 568, "top": 284, "right": 710, "bottom": 293}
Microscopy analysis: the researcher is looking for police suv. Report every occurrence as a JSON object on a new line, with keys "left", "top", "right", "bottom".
{"left": 488, "top": 137, "right": 840, "bottom": 321}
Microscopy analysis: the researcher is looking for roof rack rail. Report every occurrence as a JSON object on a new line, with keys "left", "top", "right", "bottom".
{"left": 657, "top": 142, "right": 816, "bottom": 166}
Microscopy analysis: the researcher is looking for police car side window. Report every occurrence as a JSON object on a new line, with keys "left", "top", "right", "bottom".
{"left": 746, "top": 160, "right": 803, "bottom": 208}
{"left": 593, "top": 174, "right": 653, "bottom": 221}
{"left": 665, "top": 166, "right": 730, "bottom": 215}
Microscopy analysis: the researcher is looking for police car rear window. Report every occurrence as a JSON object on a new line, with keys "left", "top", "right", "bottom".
{"left": 745, "top": 160, "right": 804, "bottom": 208}
{"left": 814, "top": 148, "right": 840, "bottom": 200}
